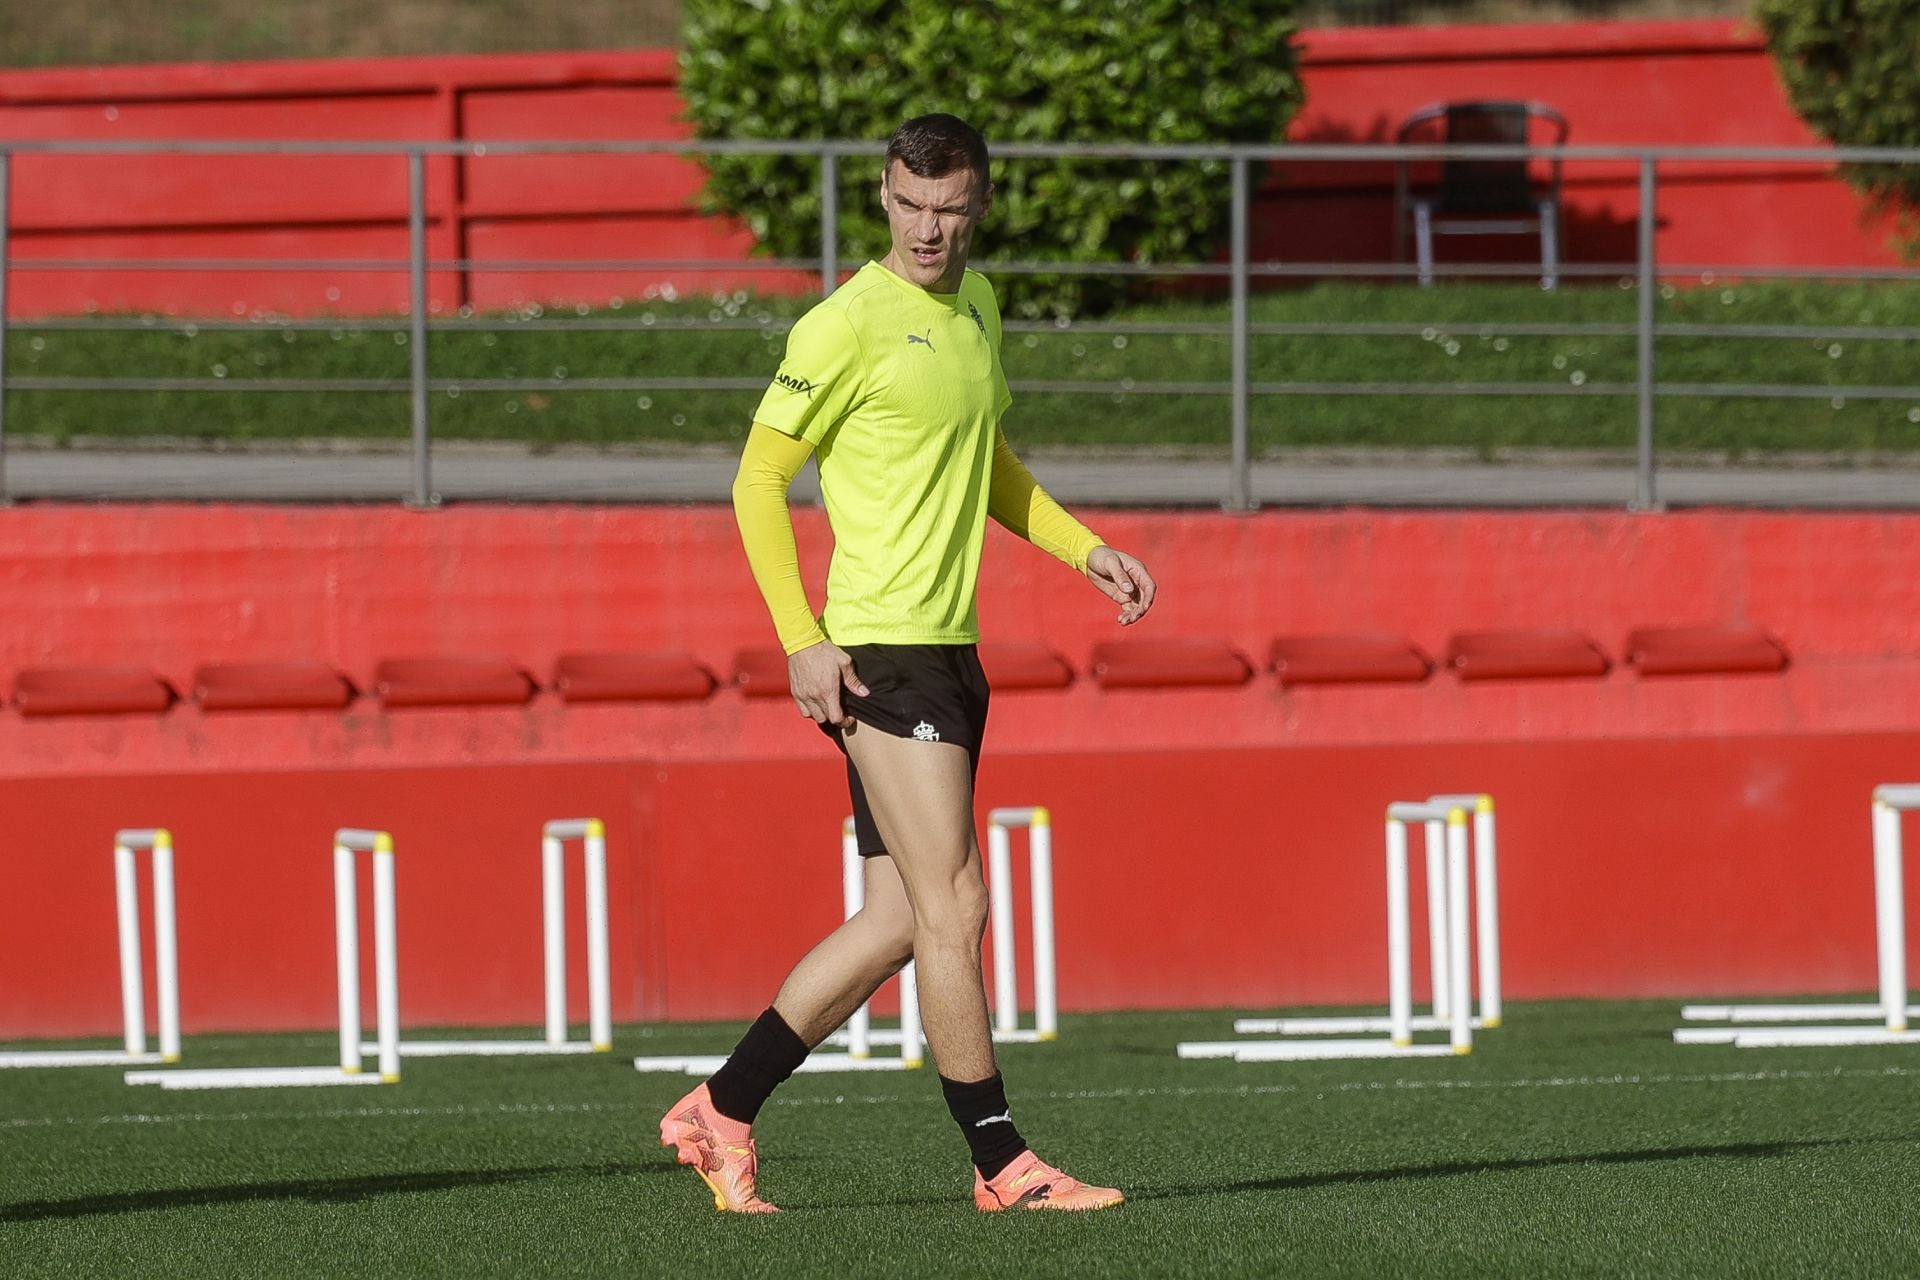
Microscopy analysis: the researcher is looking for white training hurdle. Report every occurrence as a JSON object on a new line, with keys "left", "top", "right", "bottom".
{"left": 0, "top": 829, "right": 182, "bottom": 1070}
{"left": 129, "top": 828, "right": 401, "bottom": 1090}
{"left": 986, "top": 807, "right": 1060, "bottom": 1043}
{"left": 1676, "top": 783, "right": 1920, "bottom": 1049}
{"left": 361, "top": 818, "right": 614, "bottom": 1058}
{"left": 1179, "top": 794, "right": 1500, "bottom": 1063}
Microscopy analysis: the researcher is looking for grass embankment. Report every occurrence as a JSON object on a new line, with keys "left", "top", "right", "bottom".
{"left": 9, "top": 280, "right": 1920, "bottom": 455}
{"left": 5, "top": 1000, "right": 1917, "bottom": 1276}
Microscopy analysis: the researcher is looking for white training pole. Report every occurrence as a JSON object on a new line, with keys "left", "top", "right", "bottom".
{"left": 1431, "top": 794, "right": 1500, "bottom": 1028}
{"left": 1423, "top": 816, "right": 1450, "bottom": 1022}
{"left": 584, "top": 821, "right": 612, "bottom": 1052}
{"left": 899, "top": 961, "right": 924, "bottom": 1069}
{"left": 1385, "top": 814, "right": 1413, "bottom": 1047}
{"left": 1029, "top": 811, "right": 1059, "bottom": 1040}
{"left": 987, "top": 819, "right": 1018, "bottom": 1036}
{"left": 1874, "top": 794, "right": 1908, "bottom": 1034}
{"left": 1472, "top": 798, "right": 1501, "bottom": 1028}
{"left": 542, "top": 831, "right": 567, "bottom": 1046}
{"left": 1446, "top": 806, "right": 1473, "bottom": 1055}
{"left": 114, "top": 840, "right": 145, "bottom": 1058}
{"left": 372, "top": 841, "right": 401, "bottom": 1083}
{"left": 333, "top": 839, "right": 361, "bottom": 1074}
{"left": 842, "top": 818, "right": 871, "bottom": 1059}
{"left": 150, "top": 834, "right": 182, "bottom": 1063}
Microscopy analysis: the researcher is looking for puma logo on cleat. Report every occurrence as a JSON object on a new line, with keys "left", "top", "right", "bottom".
{"left": 906, "top": 331, "right": 935, "bottom": 351}
{"left": 912, "top": 720, "right": 941, "bottom": 742}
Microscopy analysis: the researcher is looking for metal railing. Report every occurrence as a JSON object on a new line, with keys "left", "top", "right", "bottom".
{"left": 1, "top": 137, "right": 1918, "bottom": 509}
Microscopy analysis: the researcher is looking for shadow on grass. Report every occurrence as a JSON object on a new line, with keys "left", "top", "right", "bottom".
{"left": 1, "top": 1160, "right": 667, "bottom": 1223}
{"left": 1134, "top": 1135, "right": 1898, "bottom": 1202}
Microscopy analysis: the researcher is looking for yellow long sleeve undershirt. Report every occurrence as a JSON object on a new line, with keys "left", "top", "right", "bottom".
{"left": 731, "top": 423, "right": 1105, "bottom": 655}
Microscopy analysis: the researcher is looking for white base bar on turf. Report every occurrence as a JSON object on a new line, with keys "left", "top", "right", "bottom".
{"left": 359, "top": 1039, "right": 601, "bottom": 1058}
{"left": 633, "top": 1053, "right": 921, "bottom": 1075}
{"left": 823, "top": 1027, "right": 1049, "bottom": 1047}
{"left": 125, "top": 1066, "right": 392, "bottom": 1089}
{"left": 1729, "top": 1027, "right": 1920, "bottom": 1048}
{"left": 0, "top": 1049, "right": 170, "bottom": 1069}
{"left": 1679, "top": 1003, "right": 1920, "bottom": 1023}
{"left": 1233, "top": 1015, "right": 1489, "bottom": 1035}
{"left": 1232, "top": 1039, "right": 1468, "bottom": 1062}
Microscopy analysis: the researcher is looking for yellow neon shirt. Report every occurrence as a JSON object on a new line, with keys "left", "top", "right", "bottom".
{"left": 752, "top": 261, "right": 1023, "bottom": 646}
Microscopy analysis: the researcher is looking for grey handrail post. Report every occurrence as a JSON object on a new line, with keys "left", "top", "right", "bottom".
{"left": 0, "top": 150, "right": 10, "bottom": 507}
{"left": 1634, "top": 154, "right": 1659, "bottom": 512}
{"left": 820, "top": 150, "right": 839, "bottom": 298}
{"left": 1228, "top": 155, "right": 1253, "bottom": 512}
{"left": 407, "top": 149, "right": 433, "bottom": 508}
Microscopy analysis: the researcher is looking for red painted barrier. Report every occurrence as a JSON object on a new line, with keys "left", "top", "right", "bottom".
{"left": 0, "top": 20, "right": 1900, "bottom": 318}
{"left": 1, "top": 504, "right": 1919, "bottom": 1039}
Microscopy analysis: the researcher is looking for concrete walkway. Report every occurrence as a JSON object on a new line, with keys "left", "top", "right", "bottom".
{"left": 2, "top": 441, "right": 1916, "bottom": 509}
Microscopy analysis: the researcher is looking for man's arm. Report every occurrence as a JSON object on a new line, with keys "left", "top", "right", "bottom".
{"left": 987, "top": 427, "right": 1157, "bottom": 625}
{"left": 731, "top": 423, "right": 868, "bottom": 723}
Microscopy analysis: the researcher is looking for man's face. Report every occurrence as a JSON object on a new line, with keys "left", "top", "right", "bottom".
{"left": 879, "top": 160, "right": 991, "bottom": 293}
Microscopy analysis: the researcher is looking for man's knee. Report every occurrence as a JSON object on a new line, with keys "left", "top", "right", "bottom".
{"left": 914, "top": 874, "right": 989, "bottom": 947}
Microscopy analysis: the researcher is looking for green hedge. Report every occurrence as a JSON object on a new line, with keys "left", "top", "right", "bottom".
{"left": 1756, "top": 0, "right": 1920, "bottom": 255}
{"left": 678, "top": 0, "right": 1305, "bottom": 316}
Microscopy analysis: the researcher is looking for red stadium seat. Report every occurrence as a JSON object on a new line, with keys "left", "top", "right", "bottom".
{"left": 1089, "top": 638, "right": 1252, "bottom": 690}
{"left": 1447, "top": 630, "right": 1610, "bottom": 681}
{"left": 1270, "top": 634, "right": 1433, "bottom": 686}
{"left": 733, "top": 647, "right": 792, "bottom": 698}
{"left": 374, "top": 656, "right": 535, "bottom": 708}
{"left": 193, "top": 661, "right": 356, "bottom": 712}
{"left": 977, "top": 641, "right": 1073, "bottom": 690}
{"left": 13, "top": 666, "right": 177, "bottom": 717}
{"left": 1625, "top": 626, "right": 1788, "bottom": 677}
{"left": 554, "top": 651, "right": 716, "bottom": 702}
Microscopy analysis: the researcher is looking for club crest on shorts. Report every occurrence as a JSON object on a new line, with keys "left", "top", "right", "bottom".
{"left": 912, "top": 720, "right": 941, "bottom": 742}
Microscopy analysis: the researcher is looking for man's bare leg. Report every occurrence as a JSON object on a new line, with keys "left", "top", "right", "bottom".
{"left": 771, "top": 854, "right": 916, "bottom": 1045}
{"left": 838, "top": 723, "right": 996, "bottom": 1081}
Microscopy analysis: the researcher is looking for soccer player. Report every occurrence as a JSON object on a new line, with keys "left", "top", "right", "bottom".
{"left": 660, "top": 113, "right": 1156, "bottom": 1214}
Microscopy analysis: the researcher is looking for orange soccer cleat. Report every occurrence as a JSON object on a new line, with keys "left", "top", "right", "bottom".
{"left": 659, "top": 1082, "right": 779, "bottom": 1214}
{"left": 974, "top": 1150, "right": 1125, "bottom": 1213}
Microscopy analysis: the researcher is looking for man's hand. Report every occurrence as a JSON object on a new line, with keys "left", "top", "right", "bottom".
{"left": 788, "top": 640, "right": 869, "bottom": 727}
{"left": 1085, "top": 545, "right": 1157, "bottom": 626}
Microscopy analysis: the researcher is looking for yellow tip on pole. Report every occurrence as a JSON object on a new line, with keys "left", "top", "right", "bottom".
{"left": 1447, "top": 807, "right": 1469, "bottom": 827}
{"left": 373, "top": 831, "right": 394, "bottom": 854}
{"left": 1475, "top": 795, "right": 1494, "bottom": 814}
{"left": 592, "top": 1041, "right": 612, "bottom": 1053}
{"left": 1391, "top": 1037, "right": 1412, "bottom": 1048}
{"left": 162, "top": 1053, "right": 181, "bottom": 1064}
{"left": 1038, "top": 1030, "right": 1059, "bottom": 1042}
{"left": 903, "top": 1057, "right": 925, "bottom": 1070}
{"left": 381, "top": 1073, "right": 402, "bottom": 1084}
{"left": 585, "top": 818, "right": 606, "bottom": 839}
{"left": 1453, "top": 1045, "right": 1473, "bottom": 1056}
{"left": 1483, "top": 1017, "right": 1502, "bottom": 1029}
{"left": 342, "top": 1064, "right": 361, "bottom": 1075}
{"left": 153, "top": 829, "right": 174, "bottom": 848}
{"left": 1031, "top": 806, "right": 1051, "bottom": 826}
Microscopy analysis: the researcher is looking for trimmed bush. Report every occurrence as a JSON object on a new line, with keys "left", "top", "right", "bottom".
{"left": 678, "top": 0, "right": 1306, "bottom": 316}
{"left": 1756, "top": 0, "right": 1920, "bottom": 254}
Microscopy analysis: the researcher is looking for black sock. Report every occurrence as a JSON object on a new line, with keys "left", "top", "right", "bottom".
{"left": 941, "top": 1072, "right": 1029, "bottom": 1180}
{"left": 706, "top": 1008, "right": 810, "bottom": 1126}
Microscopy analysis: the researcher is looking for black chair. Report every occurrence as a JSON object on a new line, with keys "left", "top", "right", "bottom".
{"left": 1394, "top": 100, "right": 1568, "bottom": 289}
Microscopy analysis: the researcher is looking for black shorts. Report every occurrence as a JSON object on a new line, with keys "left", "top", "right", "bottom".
{"left": 817, "top": 643, "right": 990, "bottom": 857}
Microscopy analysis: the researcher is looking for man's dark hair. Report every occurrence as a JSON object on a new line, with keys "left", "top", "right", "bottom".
{"left": 885, "top": 113, "right": 990, "bottom": 192}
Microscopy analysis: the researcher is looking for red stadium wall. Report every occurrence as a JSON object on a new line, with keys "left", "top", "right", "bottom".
{"left": 3, "top": 505, "right": 1919, "bottom": 1040}
{"left": 0, "top": 19, "right": 1899, "bottom": 318}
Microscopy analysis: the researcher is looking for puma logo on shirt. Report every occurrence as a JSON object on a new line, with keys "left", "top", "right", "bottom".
{"left": 906, "top": 332, "right": 935, "bottom": 351}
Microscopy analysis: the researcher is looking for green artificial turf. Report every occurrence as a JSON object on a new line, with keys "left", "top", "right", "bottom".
{"left": 9, "top": 279, "right": 1920, "bottom": 455}
{"left": 4, "top": 1000, "right": 1917, "bottom": 1277}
